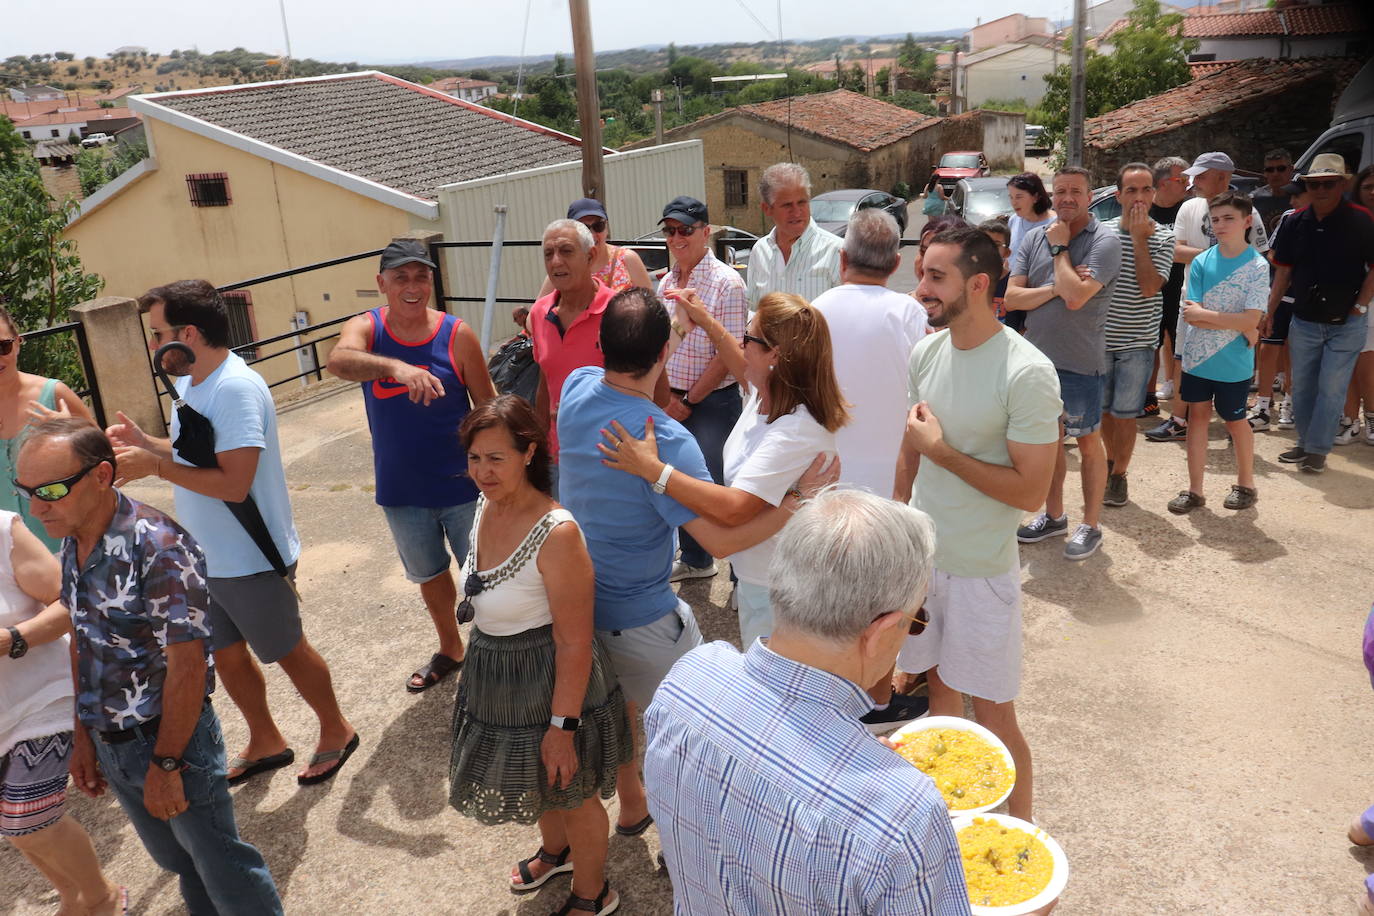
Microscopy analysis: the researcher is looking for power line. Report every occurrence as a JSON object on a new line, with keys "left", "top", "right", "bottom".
{"left": 732, "top": 0, "right": 774, "bottom": 39}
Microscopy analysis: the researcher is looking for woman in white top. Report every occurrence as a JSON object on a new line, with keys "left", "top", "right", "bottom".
{"left": 447, "top": 396, "right": 628, "bottom": 916}
{"left": 601, "top": 291, "right": 847, "bottom": 648}
{"left": 0, "top": 509, "right": 123, "bottom": 915}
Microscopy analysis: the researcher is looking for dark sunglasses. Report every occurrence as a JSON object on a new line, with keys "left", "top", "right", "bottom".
{"left": 582, "top": 219, "right": 607, "bottom": 233}
{"left": 742, "top": 332, "right": 771, "bottom": 349}
{"left": 1263, "top": 165, "right": 1291, "bottom": 173}
{"left": 14, "top": 460, "right": 106, "bottom": 502}
{"left": 1304, "top": 178, "right": 1344, "bottom": 190}
{"left": 900, "top": 606, "right": 930, "bottom": 637}
{"left": 661, "top": 225, "right": 701, "bottom": 237}
{"left": 0, "top": 338, "right": 15, "bottom": 356}
{"left": 456, "top": 571, "right": 485, "bottom": 624}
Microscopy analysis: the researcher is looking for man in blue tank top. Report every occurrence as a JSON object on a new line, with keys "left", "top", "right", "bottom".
{"left": 328, "top": 239, "right": 497, "bottom": 692}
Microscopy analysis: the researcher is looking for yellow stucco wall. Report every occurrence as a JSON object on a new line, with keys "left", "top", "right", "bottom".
{"left": 64, "top": 118, "right": 432, "bottom": 387}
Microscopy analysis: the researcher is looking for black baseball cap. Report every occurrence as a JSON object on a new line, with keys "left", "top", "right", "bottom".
{"left": 1280, "top": 177, "right": 1306, "bottom": 195}
{"left": 567, "top": 197, "right": 608, "bottom": 221}
{"left": 379, "top": 238, "right": 436, "bottom": 271}
{"left": 660, "top": 195, "right": 709, "bottom": 226}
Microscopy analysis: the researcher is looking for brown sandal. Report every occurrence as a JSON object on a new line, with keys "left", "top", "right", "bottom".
{"left": 406, "top": 653, "right": 462, "bottom": 693}
{"left": 551, "top": 881, "right": 618, "bottom": 915}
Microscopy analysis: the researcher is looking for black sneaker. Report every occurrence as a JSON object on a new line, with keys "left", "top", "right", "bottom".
{"left": 859, "top": 692, "right": 930, "bottom": 734}
{"left": 1277, "top": 446, "right": 1307, "bottom": 464}
{"left": 1247, "top": 408, "right": 1270, "bottom": 432}
{"left": 1137, "top": 395, "right": 1160, "bottom": 418}
{"left": 1145, "top": 418, "right": 1188, "bottom": 442}
{"left": 1300, "top": 453, "right": 1327, "bottom": 474}
{"left": 1103, "top": 473, "right": 1128, "bottom": 507}
{"left": 1016, "top": 513, "right": 1069, "bottom": 543}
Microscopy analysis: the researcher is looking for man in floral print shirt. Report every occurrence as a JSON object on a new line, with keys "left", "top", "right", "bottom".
{"left": 16, "top": 418, "right": 282, "bottom": 915}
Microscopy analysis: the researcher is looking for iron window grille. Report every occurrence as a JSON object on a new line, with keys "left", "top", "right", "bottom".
{"left": 186, "top": 172, "right": 231, "bottom": 207}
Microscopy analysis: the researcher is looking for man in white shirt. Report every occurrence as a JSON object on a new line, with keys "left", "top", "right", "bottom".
{"left": 814, "top": 207, "right": 928, "bottom": 495}
{"left": 745, "top": 163, "right": 843, "bottom": 310}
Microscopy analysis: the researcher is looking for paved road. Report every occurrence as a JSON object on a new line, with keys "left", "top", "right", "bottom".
{"left": 6, "top": 380, "right": 1374, "bottom": 915}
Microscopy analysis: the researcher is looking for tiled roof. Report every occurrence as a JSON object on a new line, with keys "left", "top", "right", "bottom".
{"left": 1184, "top": 10, "right": 1280, "bottom": 36}
{"left": 430, "top": 76, "right": 498, "bottom": 91}
{"left": 1085, "top": 56, "right": 1360, "bottom": 148}
{"left": 803, "top": 57, "right": 900, "bottom": 76}
{"left": 1182, "top": 3, "right": 1367, "bottom": 37}
{"left": 1280, "top": 2, "right": 1369, "bottom": 36}
{"left": 146, "top": 72, "right": 584, "bottom": 200}
{"left": 734, "top": 89, "right": 937, "bottom": 151}
{"left": 13, "top": 107, "right": 135, "bottom": 126}
{"left": 1188, "top": 60, "right": 1235, "bottom": 78}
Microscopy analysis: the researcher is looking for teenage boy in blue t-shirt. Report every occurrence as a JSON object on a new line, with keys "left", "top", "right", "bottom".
{"left": 1169, "top": 192, "right": 1269, "bottom": 514}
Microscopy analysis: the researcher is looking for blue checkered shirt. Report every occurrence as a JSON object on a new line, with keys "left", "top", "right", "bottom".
{"left": 644, "top": 641, "right": 970, "bottom": 915}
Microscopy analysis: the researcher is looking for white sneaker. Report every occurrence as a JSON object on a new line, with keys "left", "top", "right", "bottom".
{"left": 1273, "top": 372, "right": 1285, "bottom": 392}
{"left": 1156, "top": 379, "right": 1174, "bottom": 399}
{"left": 1277, "top": 397, "right": 1295, "bottom": 429}
{"left": 1365, "top": 413, "right": 1374, "bottom": 446}
{"left": 669, "top": 560, "right": 717, "bottom": 582}
{"left": 1334, "top": 417, "right": 1360, "bottom": 446}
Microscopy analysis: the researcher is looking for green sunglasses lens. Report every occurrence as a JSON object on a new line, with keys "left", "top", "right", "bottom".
{"left": 33, "top": 483, "right": 72, "bottom": 501}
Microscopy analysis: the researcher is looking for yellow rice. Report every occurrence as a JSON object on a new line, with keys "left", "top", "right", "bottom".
{"left": 893, "top": 728, "right": 1014, "bottom": 810}
{"left": 956, "top": 818, "right": 1054, "bottom": 907}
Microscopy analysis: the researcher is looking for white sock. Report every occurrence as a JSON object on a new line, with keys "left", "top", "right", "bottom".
{"left": 1256, "top": 396, "right": 1271, "bottom": 411}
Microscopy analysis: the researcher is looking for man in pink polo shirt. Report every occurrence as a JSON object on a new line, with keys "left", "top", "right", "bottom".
{"left": 529, "top": 218, "right": 614, "bottom": 495}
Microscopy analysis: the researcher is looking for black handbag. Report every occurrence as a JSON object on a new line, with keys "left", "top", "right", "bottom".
{"left": 487, "top": 333, "right": 540, "bottom": 404}
{"left": 1294, "top": 283, "right": 1356, "bottom": 325}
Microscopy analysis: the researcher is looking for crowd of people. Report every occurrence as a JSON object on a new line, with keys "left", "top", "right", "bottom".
{"left": 0, "top": 146, "right": 1370, "bottom": 915}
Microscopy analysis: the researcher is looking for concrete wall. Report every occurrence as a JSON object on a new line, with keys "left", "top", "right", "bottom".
{"left": 1195, "top": 37, "right": 1280, "bottom": 60}
{"left": 964, "top": 46, "right": 1056, "bottom": 107}
{"left": 941, "top": 110, "right": 1026, "bottom": 171}
{"left": 64, "top": 117, "right": 424, "bottom": 390}
{"left": 970, "top": 15, "right": 1052, "bottom": 51}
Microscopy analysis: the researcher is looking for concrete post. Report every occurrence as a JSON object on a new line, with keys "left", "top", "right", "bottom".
{"left": 69, "top": 296, "right": 166, "bottom": 435}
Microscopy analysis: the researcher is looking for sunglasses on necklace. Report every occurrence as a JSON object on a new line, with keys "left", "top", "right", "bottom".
{"left": 456, "top": 570, "right": 485, "bottom": 624}
{"left": 14, "top": 460, "right": 106, "bottom": 502}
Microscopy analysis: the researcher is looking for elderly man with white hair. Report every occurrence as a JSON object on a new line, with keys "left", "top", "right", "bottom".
{"left": 643, "top": 488, "right": 970, "bottom": 916}
{"left": 745, "top": 162, "right": 844, "bottom": 309}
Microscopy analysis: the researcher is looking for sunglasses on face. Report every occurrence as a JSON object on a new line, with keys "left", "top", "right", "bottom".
{"left": 876, "top": 606, "right": 929, "bottom": 636}
{"left": 582, "top": 219, "right": 607, "bottom": 234}
{"left": 0, "top": 338, "right": 15, "bottom": 356}
{"left": 1305, "top": 179, "right": 1343, "bottom": 190}
{"left": 1264, "top": 165, "right": 1291, "bottom": 173}
{"left": 456, "top": 571, "right": 484, "bottom": 624}
{"left": 661, "top": 225, "right": 700, "bottom": 237}
{"left": 14, "top": 460, "right": 106, "bottom": 502}
{"left": 742, "top": 332, "right": 771, "bottom": 349}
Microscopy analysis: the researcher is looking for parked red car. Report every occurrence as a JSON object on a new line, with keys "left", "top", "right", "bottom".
{"left": 931, "top": 151, "right": 990, "bottom": 193}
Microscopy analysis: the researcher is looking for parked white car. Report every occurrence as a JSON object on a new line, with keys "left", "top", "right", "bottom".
{"left": 80, "top": 133, "right": 112, "bottom": 148}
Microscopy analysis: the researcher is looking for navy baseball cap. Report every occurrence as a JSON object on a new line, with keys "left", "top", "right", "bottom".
{"left": 567, "top": 197, "right": 608, "bottom": 221}
{"left": 379, "top": 238, "right": 436, "bottom": 271}
{"left": 660, "top": 195, "right": 709, "bottom": 226}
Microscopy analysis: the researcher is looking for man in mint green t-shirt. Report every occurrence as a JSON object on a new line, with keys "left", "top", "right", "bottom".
{"left": 893, "top": 227, "right": 1062, "bottom": 822}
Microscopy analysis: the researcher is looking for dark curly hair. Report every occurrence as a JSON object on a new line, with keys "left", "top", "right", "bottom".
{"left": 459, "top": 395, "right": 552, "bottom": 495}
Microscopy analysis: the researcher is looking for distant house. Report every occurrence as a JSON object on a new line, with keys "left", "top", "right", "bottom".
{"left": 8, "top": 84, "right": 65, "bottom": 103}
{"left": 33, "top": 141, "right": 78, "bottom": 167}
{"left": 959, "top": 43, "right": 1058, "bottom": 107}
{"left": 802, "top": 57, "right": 918, "bottom": 94}
{"left": 430, "top": 76, "right": 499, "bottom": 103}
{"left": 12, "top": 107, "right": 140, "bottom": 141}
{"left": 112, "top": 46, "right": 148, "bottom": 56}
{"left": 1083, "top": 56, "right": 1361, "bottom": 179}
{"left": 968, "top": 14, "right": 1055, "bottom": 52}
{"left": 1182, "top": 2, "right": 1370, "bottom": 62}
{"left": 1086, "top": 0, "right": 1182, "bottom": 34}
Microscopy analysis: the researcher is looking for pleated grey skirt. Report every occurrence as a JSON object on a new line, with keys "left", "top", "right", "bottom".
{"left": 448, "top": 624, "right": 633, "bottom": 825}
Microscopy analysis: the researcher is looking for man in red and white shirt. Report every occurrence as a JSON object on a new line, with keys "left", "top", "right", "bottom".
{"left": 656, "top": 196, "right": 748, "bottom": 580}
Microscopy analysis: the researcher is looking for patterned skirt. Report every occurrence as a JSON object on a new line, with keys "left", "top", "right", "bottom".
{"left": 448, "top": 624, "right": 632, "bottom": 826}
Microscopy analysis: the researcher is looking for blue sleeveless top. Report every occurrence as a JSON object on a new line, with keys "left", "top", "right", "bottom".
{"left": 361, "top": 308, "right": 478, "bottom": 508}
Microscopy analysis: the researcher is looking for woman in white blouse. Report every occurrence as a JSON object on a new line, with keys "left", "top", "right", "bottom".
{"left": 446, "top": 396, "right": 628, "bottom": 916}
{"left": 600, "top": 291, "right": 847, "bottom": 648}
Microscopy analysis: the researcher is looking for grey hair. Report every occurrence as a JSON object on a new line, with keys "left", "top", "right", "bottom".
{"left": 759, "top": 162, "right": 812, "bottom": 205}
{"left": 769, "top": 488, "right": 936, "bottom": 642}
{"left": 842, "top": 208, "right": 901, "bottom": 276}
{"left": 1152, "top": 156, "right": 1188, "bottom": 184}
{"left": 543, "top": 218, "right": 596, "bottom": 253}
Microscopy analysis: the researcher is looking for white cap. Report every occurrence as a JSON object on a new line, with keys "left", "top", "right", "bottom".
{"left": 1182, "top": 151, "right": 1236, "bottom": 177}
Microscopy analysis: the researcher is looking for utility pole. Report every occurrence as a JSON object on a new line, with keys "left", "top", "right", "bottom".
{"left": 951, "top": 46, "right": 960, "bottom": 114}
{"left": 651, "top": 88, "right": 664, "bottom": 145}
{"left": 569, "top": 0, "right": 605, "bottom": 201}
{"left": 1068, "top": 0, "right": 1087, "bottom": 166}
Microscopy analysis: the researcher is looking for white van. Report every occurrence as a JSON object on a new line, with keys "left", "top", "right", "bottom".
{"left": 1295, "top": 58, "right": 1373, "bottom": 177}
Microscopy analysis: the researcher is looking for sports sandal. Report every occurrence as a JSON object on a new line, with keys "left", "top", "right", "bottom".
{"left": 552, "top": 881, "right": 619, "bottom": 915}
{"left": 297, "top": 733, "right": 360, "bottom": 786}
{"left": 511, "top": 845, "right": 573, "bottom": 892}
{"left": 226, "top": 749, "right": 295, "bottom": 786}
{"left": 614, "top": 813, "right": 654, "bottom": 836}
{"left": 406, "top": 653, "right": 462, "bottom": 693}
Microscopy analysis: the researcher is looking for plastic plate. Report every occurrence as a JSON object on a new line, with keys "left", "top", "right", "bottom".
{"left": 951, "top": 812, "right": 1069, "bottom": 916}
{"left": 889, "top": 715, "right": 1015, "bottom": 816}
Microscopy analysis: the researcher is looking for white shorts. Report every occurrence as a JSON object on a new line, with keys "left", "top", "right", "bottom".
{"left": 896, "top": 566, "right": 1023, "bottom": 704}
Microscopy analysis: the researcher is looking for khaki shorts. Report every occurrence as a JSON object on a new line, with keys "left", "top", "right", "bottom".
{"left": 208, "top": 563, "right": 302, "bottom": 664}
{"left": 596, "top": 599, "right": 702, "bottom": 710}
{"left": 896, "top": 566, "right": 1023, "bottom": 704}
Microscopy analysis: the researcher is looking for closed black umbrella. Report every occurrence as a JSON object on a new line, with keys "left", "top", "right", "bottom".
{"left": 153, "top": 341, "right": 290, "bottom": 581}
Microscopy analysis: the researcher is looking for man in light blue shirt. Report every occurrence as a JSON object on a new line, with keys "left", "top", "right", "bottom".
{"left": 644, "top": 489, "right": 970, "bottom": 915}
{"left": 109, "top": 280, "right": 358, "bottom": 787}
{"left": 745, "top": 163, "right": 844, "bottom": 310}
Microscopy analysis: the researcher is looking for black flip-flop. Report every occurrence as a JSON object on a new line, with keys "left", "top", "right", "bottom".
{"left": 406, "top": 653, "right": 462, "bottom": 693}
{"left": 614, "top": 813, "right": 654, "bottom": 837}
{"left": 226, "top": 749, "right": 295, "bottom": 786}
{"left": 297, "top": 733, "right": 360, "bottom": 786}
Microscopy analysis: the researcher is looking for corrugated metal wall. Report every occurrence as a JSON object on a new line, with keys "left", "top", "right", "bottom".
{"left": 436, "top": 140, "right": 705, "bottom": 345}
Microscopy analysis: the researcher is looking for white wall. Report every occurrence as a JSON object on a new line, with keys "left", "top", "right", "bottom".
{"left": 437, "top": 139, "right": 706, "bottom": 344}
{"left": 1195, "top": 37, "right": 1280, "bottom": 59}
{"left": 965, "top": 46, "right": 1056, "bottom": 106}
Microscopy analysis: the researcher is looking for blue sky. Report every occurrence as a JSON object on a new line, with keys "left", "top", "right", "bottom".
{"left": 4, "top": 0, "right": 1075, "bottom": 65}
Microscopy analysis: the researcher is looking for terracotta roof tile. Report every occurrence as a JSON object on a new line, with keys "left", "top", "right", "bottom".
{"left": 13, "top": 107, "right": 135, "bottom": 126}
{"left": 735, "top": 89, "right": 937, "bottom": 151}
{"left": 1085, "top": 56, "right": 1360, "bottom": 149}
{"left": 1280, "top": 3, "right": 1369, "bottom": 36}
{"left": 1182, "top": 3, "right": 1367, "bottom": 37}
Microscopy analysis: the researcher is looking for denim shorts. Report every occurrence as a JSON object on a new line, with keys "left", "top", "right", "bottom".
{"left": 1102, "top": 348, "right": 1154, "bottom": 419}
{"left": 1057, "top": 369, "right": 1104, "bottom": 437}
{"left": 208, "top": 563, "right": 302, "bottom": 664}
{"left": 1180, "top": 371, "right": 1250, "bottom": 421}
{"left": 382, "top": 501, "right": 477, "bottom": 584}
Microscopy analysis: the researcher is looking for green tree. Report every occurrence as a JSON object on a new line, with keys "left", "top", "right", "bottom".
{"left": 75, "top": 147, "right": 105, "bottom": 195}
{"left": 55, "top": 52, "right": 74, "bottom": 61}
{"left": 1040, "top": 0, "right": 1195, "bottom": 151}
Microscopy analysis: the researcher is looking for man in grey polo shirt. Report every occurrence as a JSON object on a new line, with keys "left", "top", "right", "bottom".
{"left": 1005, "top": 166, "right": 1122, "bottom": 561}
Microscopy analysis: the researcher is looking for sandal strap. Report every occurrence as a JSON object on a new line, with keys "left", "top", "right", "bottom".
{"left": 556, "top": 881, "right": 611, "bottom": 914}
{"left": 537, "top": 845, "right": 571, "bottom": 866}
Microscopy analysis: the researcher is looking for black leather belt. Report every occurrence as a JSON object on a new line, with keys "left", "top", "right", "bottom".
{"left": 96, "top": 698, "right": 211, "bottom": 744}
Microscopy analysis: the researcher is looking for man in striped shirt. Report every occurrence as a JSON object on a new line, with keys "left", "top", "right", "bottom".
{"left": 1100, "top": 163, "right": 1176, "bottom": 508}
{"left": 745, "top": 163, "right": 844, "bottom": 310}
{"left": 643, "top": 489, "right": 969, "bottom": 916}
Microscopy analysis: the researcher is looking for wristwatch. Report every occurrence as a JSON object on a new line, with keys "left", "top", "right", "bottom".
{"left": 1048, "top": 244, "right": 1069, "bottom": 257}
{"left": 550, "top": 715, "right": 580, "bottom": 732}
{"left": 652, "top": 463, "right": 675, "bottom": 495}
{"left": 151, "top": 754, "right": 183, "bottom": 772}
{"left": 679, "top": 392, "right": 697, "bottom": 409}
{"left": 6, "top": 626, "right": 26, "bottom": 659}
{"left": 1356, "top": 303, "right": 1369, "bottom": 316}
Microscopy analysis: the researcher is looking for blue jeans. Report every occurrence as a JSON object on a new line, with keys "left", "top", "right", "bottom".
{"left": 91, "top": 703, "right": 282, "bottom": 915}
{"left": 1288, "top": 314, "right": 1367, "bottom": 455}
{"left": 677, "top": 384, "right": 742, "bottom": 568}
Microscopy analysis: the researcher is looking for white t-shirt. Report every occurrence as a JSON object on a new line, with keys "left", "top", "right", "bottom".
{"left": 1175, "top": 197, "right": 1270, "bottom": 254}
{"left": 723, "top": 391, "right": 836, "bottom": 586}
{"left": 172, "top": 352, "right": 301, "bottom": 578}
{"left": 813, "top": 283, "right": 928, "bottom": 495}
